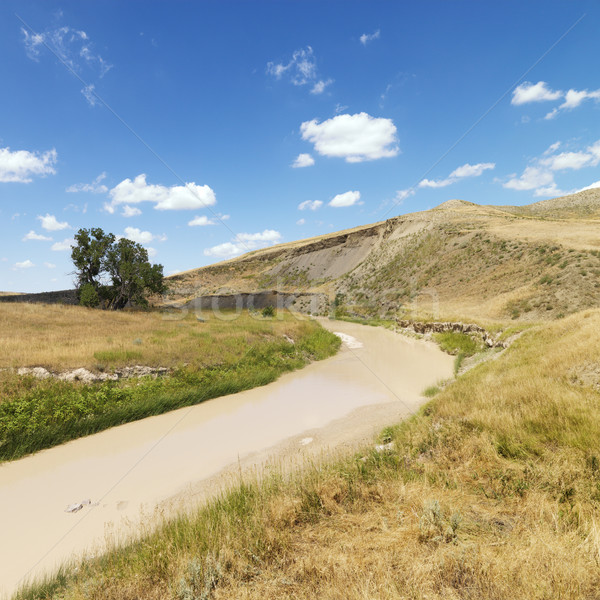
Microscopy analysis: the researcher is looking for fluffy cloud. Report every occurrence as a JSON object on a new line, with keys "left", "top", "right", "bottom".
{"left": 300, "top": 113, "right": 399, "bottom": 163}
{"left": 511, "top": 81, "right": 600, "bottom": 119}
{"left": 121, "top": 205, "right": 142, "bottom": 217}
{"left": 106, "top": 174, "right": 216, "bottom": 212}
{"left": 545, "top": 88, "right": 600, "bottom": 119}
{"left": 511, "top": 81, "right": 562, "bottom": 105}
{"left": 360, "top": 30, "right": 380, "bottom": 45}
{"left": 578, "top": 180, "right": 600, "bottom": 192}
{"left": 38, "top": 213, "right": 70, "bottom": 231}
{"left": 188, "top": 215, "right": 215, "bottom": 226}
{"left": 66, "top": 172, "right": 108, "bottom": 194}
{"left": 395, "top": 188, "right": 416, "bottom": 204}
{"left": 122, "top": 227, "right": 167, "bottom": 244}
{"left": 0, "top": 147, "right": 57, "bottom": 183}
{"left": 504, "top": 140, "right": 600, "bottom": 197}
{"left": 329, "top": 190, "right": 361, "bottom": 207}
{"left": 419, "top": 162, "right": 495, "bottom": 188}
{"left": 296, "top": 218, "right": 306, "bottom": 225}
{"left": 298, "top": 200, "right": 323, "bottom": 211}
{"left": 22, "top": 230, "right": 52, "bottom": 242}
{"left": 292, "top": 153, "right": 315, "bottom": 168}
{"left": 204, "top": 230, "right": 282, "bottom": 259}
{"left": 14, "top": 260, "right": 35, "bottom": 269}
{"left": 51, "top": 238, "right": 74, "bottom": 251}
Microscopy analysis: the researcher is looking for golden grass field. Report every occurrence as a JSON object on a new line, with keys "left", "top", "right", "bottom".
{"left": 0, "top": 302, "right": 311, "bottom": 372}
{"left": 17, "top": 309, "right": 600, "bottom": 599}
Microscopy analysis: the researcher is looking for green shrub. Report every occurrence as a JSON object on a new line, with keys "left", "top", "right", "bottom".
{"left": 79, "top": 283, "right": 100, "bottom": 308}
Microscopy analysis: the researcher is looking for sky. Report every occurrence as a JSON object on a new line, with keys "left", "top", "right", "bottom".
{"left": 2, "top": 0, "right": 600, "bottom": 293}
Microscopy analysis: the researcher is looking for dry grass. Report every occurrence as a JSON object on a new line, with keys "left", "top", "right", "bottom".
{"left": 0, "top": 303, "right": 312, "bottom": 371}
{"left": 18, "top": 309, "right": 600, "bottom": 600}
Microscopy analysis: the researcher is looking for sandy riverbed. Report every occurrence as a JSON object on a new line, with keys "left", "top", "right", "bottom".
{"left": 0, "top": 319, "right": 453, "bottom": 597}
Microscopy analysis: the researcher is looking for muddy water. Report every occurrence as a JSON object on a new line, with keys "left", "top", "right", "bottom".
{"left": 0, "top": 320, "right": 453, "bottom": 596}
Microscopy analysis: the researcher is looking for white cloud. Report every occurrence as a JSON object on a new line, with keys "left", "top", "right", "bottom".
{"left": 545, "top": 88, "right": 600, "bottom": 119}
{"left": 310, "top": 79, "right": 333, "bottom": 95}
{"left": 504, "top": 166, "right": 555, "bottom": 191}
{"left": 22, "top": 230, "right": 52, "bottom": 242}
{"left": 44, "top": 262, "right": 56, "bottom": 269}
{"left": 291, "top": 153, "right": 315, "bottom": 168}
{"left": 188, "top": 215, "right": 215, "bottom": 226}
{"left": 146, "top": 247, "right": 157, "bottom": 258}
{"left": 204, "top": 230, "right": 282, "bottom": 259}
{"left": 300, "top": 112, "right": 399, "bottom": 163}
{"left": 121, "top": 205, "right": 142, "bottom": 217}
{"left": 329, "top": 190, "right": 361, "bottom": 208}
{"left": 22, "top": 25, "right": 112, "bottom": 106}
{"left": 66, "top": 172, "right": 108, "bottom": 194}
{"left": 395, "top": 188, "right": 415, "bottom": 204}
{"left": 14, "top": 260, "right": 35, "bottom": 269}
{"left": 266, "top": 46, "right": 317, "bottom": 86}
{"left": 298, "top": 200, "right": 323, "bottom": 211}
{"left": 38, "top": 213, "right": 70, "bottom": 231}
{"left": 511, "top": 81, "right": 562, "bottom": 105}
{"left": 81, "top": 84, "right": 97, "bottom": 106}
{"left": 122, "top": 227, "right": 167, "bottom": 245}
{"left": 419, "top": 162, "right": 495, "bottom": 188}
{"left": 107, "top": 174, "right": 216, "bottom": 211}
{"left": 360, "top": 29, "right": 380, "bottom": 45}
{"left": 0, "top": 147, "right": 57, "bottom": 183}
{"left": 51, "top": 238, "right": 74, "bottom": 251}
{"left": 296, "top": 218, "right": 306, "bottom": 225}
{"left": 578, "top": 180, "right": 600, "bottom": 192}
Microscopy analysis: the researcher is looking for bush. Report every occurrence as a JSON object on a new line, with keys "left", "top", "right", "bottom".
{"left": 79, "top": 283, "right": 100, "bottom": 308}
{"left": 262, "top": 305, "right": 275, "bottom": 317}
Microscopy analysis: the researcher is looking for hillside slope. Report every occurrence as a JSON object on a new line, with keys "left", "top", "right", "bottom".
{"left": 165, "top": 189, "right": 600, "bottom": 323}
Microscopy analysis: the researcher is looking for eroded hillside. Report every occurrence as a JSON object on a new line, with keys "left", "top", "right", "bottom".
{"left": 164, "top": 189, "right": 600, "bottom": 323}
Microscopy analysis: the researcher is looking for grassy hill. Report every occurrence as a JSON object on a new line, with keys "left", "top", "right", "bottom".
{"left": 164, "top": 189, "right": 600, "bottom": 324}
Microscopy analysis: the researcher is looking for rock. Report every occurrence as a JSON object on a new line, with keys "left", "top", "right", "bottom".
{"left": 375, "top": 441, "right": 395, "bottom": 452}
{"left": 283, "top": 334, "right": 295, "bottom": 344}
{"left": 17, "top": 367, "right": 51, "bottom": 379}
{"left": 65, "top": 499, "right": 91, "bottom": 513}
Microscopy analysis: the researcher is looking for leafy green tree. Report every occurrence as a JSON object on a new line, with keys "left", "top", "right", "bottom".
{"left": 71, "top": 228, "right": 166, "bottom": 309}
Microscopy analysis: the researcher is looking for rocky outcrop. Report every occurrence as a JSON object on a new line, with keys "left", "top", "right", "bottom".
{"left": 16, "top": 365, "right": 169, "bottom": 383}
{"left": 396, "top": 320, "right": 508, "bottom": 349}
{"left": 0, "top": 289, "right": 78, "bottom": 305}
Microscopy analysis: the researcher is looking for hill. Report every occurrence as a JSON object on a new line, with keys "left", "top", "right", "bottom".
{"left": 164, "top": 189, "right": 600, "bottom": 323}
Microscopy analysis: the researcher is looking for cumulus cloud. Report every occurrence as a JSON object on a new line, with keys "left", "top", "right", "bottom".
{"left": 188, "top": 215, "right": 215, "bottom": 226}
{"left": 296, "top": 218, "right": 306, "bottom": 225}
{"left": 14, "top": 259, "right": 35, "bottom": 269}
{"left": 395, "top": 188, "right": 416, "bottom": 204}
{"left": 511, "top": 81, "right": 562, "bottom": 105}
{"left": 503, "top": 139, "right": 600, "bottom": 197}
{"left": 106, "top": 174, "right": 216, "bottom": 212}
{"left": 301, "top": 112, "right": 399, "bottom": 163}
{"left": 121, "top": 205, "right": 142, "bottom": 217}
{"left": 291, "top": 153, "right": 315, "bottom": 168}
{"left": 0, "top": 147, "right": 57, "bottom": 183}
{"left": 38, "top": 213, "right": 70, "bottom": 231}
{"left": 360, "top": 29, "right": 380, "bottom": 45}
{"left": 298, "top": 200, "right": 323, "bottom": 211}
{"left": 419, "top": 162, "right": 495, "bottom": 188}
{"left": 122, "top": 227, "right": 167, "bottom": 245}
{"left": 545, "top": 88, "right": 600, "bottom": 119}
{"left": 66, "top": 172, "right": 108, "bottom": 194}
{"left": 51, "top": 238, "right": 74, "bottom": 251}
{"left": 329, "top": 190, "right": 361, "bottom": 207}
{"left": 22, "top": 230, "right": 52, "bottom": 242}
{"left": 578, "top": 180, "right": 600, "bottom": 192}
{"left": 204, "top": 230, "right": 282, "bottom": 259}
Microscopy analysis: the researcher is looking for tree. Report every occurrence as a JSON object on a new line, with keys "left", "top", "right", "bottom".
{"left": 71, "top": 228, "right": 166, "bottom": 309}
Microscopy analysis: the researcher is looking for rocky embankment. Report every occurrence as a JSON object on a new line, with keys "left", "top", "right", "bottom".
{"left": 396, "top": 320, "right": 508, "bottom": 349}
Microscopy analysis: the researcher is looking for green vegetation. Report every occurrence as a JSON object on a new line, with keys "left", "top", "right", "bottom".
{"left": 432, "top": 331, "right": 481, "bottom": 356}
{"left": 0, "top": 315, "right": 340, "bottom": 462}
{"left": 72, "top": 227, "right": 165, "bottom": 309}
{"left": 17, "top": 310, "right": 600, "bottom": 599}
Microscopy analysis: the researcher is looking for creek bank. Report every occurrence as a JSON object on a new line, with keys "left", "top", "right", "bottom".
{"left": 396, "top": 319, "right": 508, "bottom": 349}
{"left": 15, "top": 365, "right": 170, "bottom": 384}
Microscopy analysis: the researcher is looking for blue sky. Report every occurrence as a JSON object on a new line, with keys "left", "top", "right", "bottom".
{"left": 2, "top": 1, "right": 600, "bottom": 292}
